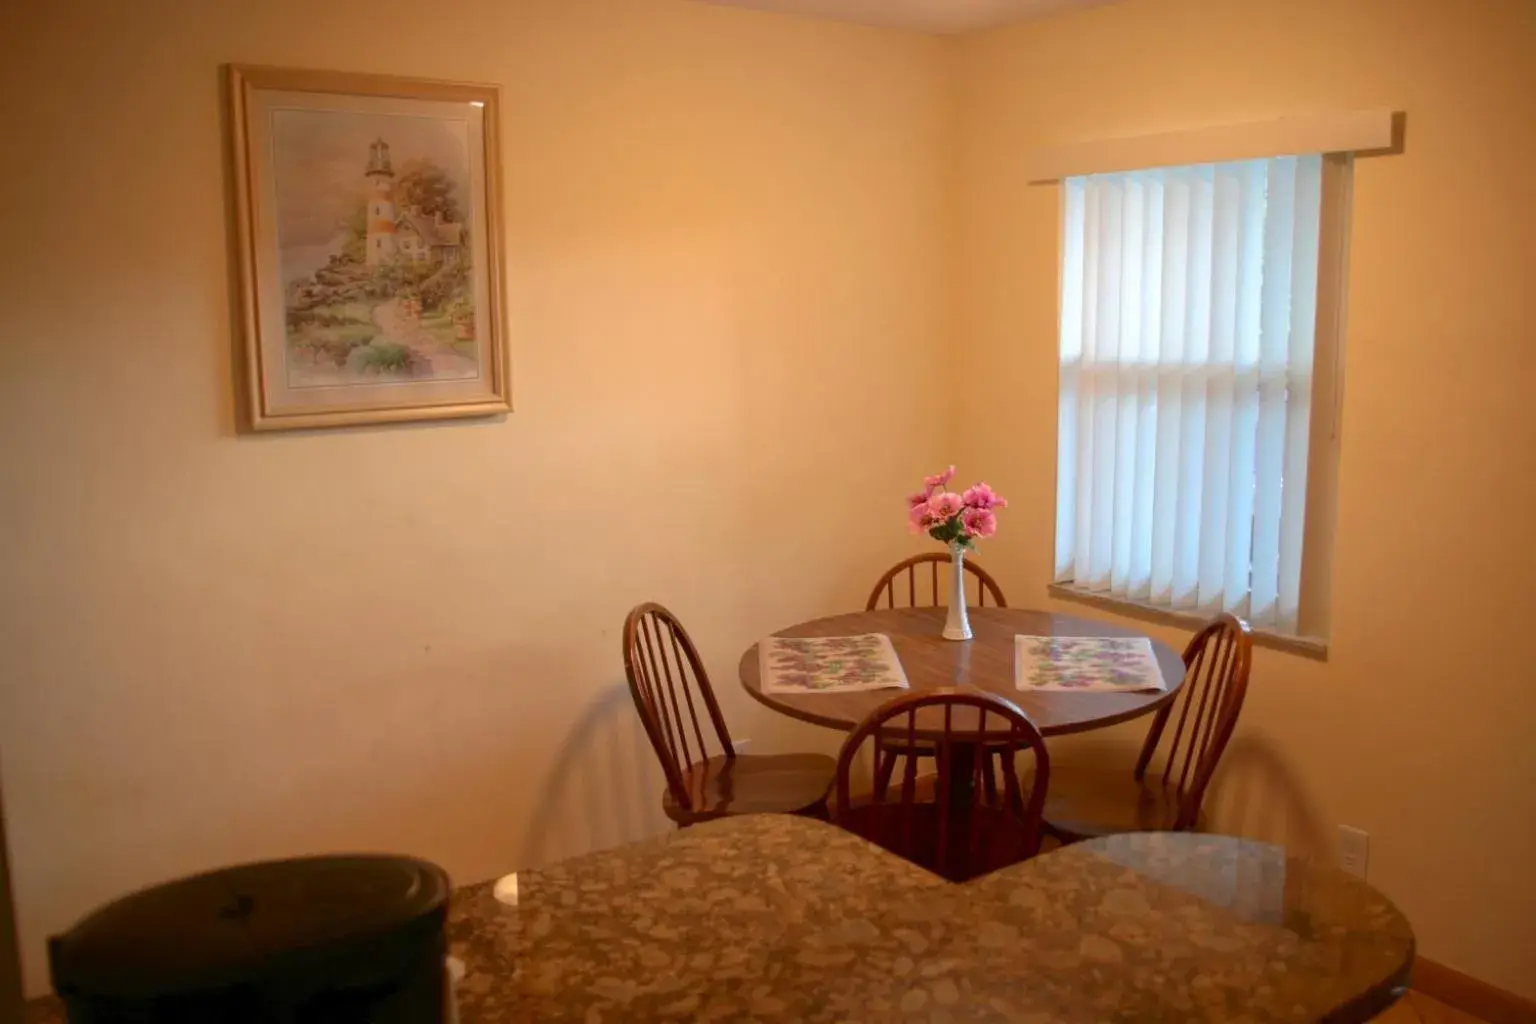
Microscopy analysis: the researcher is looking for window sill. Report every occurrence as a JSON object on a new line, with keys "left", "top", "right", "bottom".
{"left": 1047, "top": 583, "right": 1329, "bottom": 661}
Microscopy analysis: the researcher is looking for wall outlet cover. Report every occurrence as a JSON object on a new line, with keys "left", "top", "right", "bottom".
{"left": 1338, "top": 825, "right": 1370, "bottom": 880}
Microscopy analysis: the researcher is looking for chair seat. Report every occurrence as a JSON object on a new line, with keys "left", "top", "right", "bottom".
{"left": 1030, "top": 764, "right": 1203, "bottom": 843}
{"left": 663, "top": 752, "right": 835, "bottom": 826}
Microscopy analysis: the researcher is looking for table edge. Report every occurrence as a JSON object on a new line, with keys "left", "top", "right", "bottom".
{"left": 738, "top": 607, "right": 1185, "bottom": 738}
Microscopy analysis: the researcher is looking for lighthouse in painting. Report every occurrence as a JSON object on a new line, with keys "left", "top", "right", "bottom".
{"left": 364, "top": 138, "right": 397, "bottom": 266}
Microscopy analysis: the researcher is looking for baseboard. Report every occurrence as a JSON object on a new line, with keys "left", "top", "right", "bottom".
{"left": 1415, "top": 957, "right": 1536, "bottom": 1024}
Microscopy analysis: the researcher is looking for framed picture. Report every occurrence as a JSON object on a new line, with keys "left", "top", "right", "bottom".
{"left": 227, "top": 65, "right": 510, "bottom": 431}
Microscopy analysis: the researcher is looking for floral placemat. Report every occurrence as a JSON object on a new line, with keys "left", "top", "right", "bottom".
{"left": 1014, "top": 635, "right": 1167, "bottom": 693}
{"left": 759, "top": 634, "right": 910, "bottom": 695}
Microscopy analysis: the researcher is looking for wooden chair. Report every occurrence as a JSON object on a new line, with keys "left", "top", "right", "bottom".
{"left": 623, "top": 602, "right": 835, "bottom": 828}
{"left": 1040, "top": 614, "right": 1253, "bottom": 844}
{"left": 865, "top": 553, "right": 1007, "bottom": 612}
{"left": 865, "top": 554, "right": 1009, "bottom": 796}
{"left": 834, "top": 689, "right": 1050, "bottom": 881}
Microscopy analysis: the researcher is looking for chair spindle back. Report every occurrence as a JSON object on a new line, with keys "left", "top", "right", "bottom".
{"left": 622, "top": 603, "right": 733, "bottom": 815}
{"left": 1134, "top": 614, "right": 1253, "bottom": 829}
{"left": 835, "top": 690, "right": 1049, "bottom": 879}
{"left": 865, "top": 553, "right": 1007, "bottom": 612}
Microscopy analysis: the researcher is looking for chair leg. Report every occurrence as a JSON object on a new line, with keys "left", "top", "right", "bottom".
{"left": 797, "top": 797, "right": 831, "bottom": 822}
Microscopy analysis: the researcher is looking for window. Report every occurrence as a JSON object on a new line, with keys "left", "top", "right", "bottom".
{"left": 1053, "top": 155, "right": 1348, "bottom": 640}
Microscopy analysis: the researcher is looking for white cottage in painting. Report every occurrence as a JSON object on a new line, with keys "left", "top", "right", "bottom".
{"left": 396, "top": 209, "right": 464, "bottom": 266}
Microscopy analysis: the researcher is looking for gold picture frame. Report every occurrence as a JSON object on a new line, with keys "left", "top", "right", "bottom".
{"left": 226, "top": 65, "right": 510, "bottom": 431}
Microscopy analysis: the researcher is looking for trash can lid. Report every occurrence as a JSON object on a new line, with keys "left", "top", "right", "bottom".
{"left": 49, "top": 854, "right": 451, "bottom": 999}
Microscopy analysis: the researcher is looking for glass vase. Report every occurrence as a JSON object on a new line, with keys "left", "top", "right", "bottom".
{"left": 943, "top": 541, "right": 973, "bottom": 641}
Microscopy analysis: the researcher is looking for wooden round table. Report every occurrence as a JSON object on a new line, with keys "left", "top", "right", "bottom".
{"left": 739, "top": 606, "right": 1186, "bottom": 739}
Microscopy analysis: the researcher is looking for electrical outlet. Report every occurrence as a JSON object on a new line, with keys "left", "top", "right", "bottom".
{"left": 1338, "top": 826, "right": 1370, "bottom": 879}
{"left": 732, "top": 737, "right": 751, "bottom": 754}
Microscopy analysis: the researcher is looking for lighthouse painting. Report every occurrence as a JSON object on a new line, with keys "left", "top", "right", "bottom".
{"left": 228, "top": 66, "right": 509, "bottom": 431}
{"left": 272, "top": 110, "right": 476, "bottom": 385}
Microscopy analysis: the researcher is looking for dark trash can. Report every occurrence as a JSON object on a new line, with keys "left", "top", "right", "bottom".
{"left": 48, "top": 854, "right": 451, "bottom": 1023}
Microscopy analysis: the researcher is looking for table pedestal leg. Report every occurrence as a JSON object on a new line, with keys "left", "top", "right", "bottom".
{"left": 945, "top": 743, "right": 979, "bottom": 812}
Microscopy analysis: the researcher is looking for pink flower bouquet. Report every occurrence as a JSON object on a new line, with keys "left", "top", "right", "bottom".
{"left": 908, "top": 466, "right": 1007, "bottom": 551}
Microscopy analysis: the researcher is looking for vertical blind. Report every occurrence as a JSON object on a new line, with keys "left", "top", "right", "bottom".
{"left": 1054, "top": 155, "right": 1323, "bottom": 633}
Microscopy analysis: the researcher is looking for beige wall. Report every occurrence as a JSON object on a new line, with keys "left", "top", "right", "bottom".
{"left": 0, "top": 0, "right": 951, "bottom": 994}
{"left": 955, "top": 0, "right": 1536, "bottom": 999}
{"left": 3, "top": 0, "right": 1533, "bottom": 1004}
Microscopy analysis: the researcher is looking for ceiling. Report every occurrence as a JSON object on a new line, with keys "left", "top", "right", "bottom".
{"left": 694, "top": 0, "right": 1114, "bottom": 35}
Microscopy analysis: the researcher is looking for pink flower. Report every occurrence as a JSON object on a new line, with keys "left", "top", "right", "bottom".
{"left": 923, "top": 465, "right": 957, "bottom": 490}
{"left": 907, "top": 489, "right": 931, "bottom": 510}
{"left": 926, "top": 491, "right": 964, "bottom": 522}
{"left": 907, "top": 502, "right": 932, "bottom": 534}
{"left": 962, "top": 483, "right": 1008, "bottom": 510}
{"left": 961, "top": 507, "right": 998, "bottom": 539}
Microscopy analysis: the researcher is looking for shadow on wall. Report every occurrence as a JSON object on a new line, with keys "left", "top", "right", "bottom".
{"left": 521, "top": 682, "right": 671, "bottom": 868}
{"left": 1206, "top": 734, "right": 1329, "bottom": 858}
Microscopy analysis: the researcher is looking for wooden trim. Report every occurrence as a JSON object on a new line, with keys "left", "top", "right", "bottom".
{"left": 1293, "top": 154, "right": 1352, "bottom": 639}
{"left": 0, "top": 792, "right": 22, "bottom": 1024}
{"left": 227, "top": 63, "right": 503, "bottom": 104}
{"left": 1047, "top": 583, "right": 1329, "bottom": 660}
{"left": 223, "top": 64, "right": 513, "bottom": 432}
{"left": 1026, "top": 109, "right": 1396, "bottom": 181}
{"left": 226, "top": 64, "right": 263, "bottom": 433}
{"left": 1414, "top": 957, "right": 1536, "bottom": 1024}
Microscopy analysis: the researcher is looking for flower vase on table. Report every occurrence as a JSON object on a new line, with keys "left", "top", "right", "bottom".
{"left": 944, "top": 540, "right": 972, "bottom": 640}
{"left": 907, "top": 465, "right": 1008, "bottom": 642}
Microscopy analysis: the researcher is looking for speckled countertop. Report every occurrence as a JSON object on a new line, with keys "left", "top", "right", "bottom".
{"left": 26, "top": 815, "right": 1413, "bottom": 1023}
{"left": 447, "top": 815, "right": 1412, "bottom": 1022}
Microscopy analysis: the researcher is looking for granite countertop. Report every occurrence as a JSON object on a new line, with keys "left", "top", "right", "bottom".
{"left": 26, "top": 815, "right": 1413, "bottom": 1022}
{"left": 448, "top": 815, "right": 1413, "bottom": 1022}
